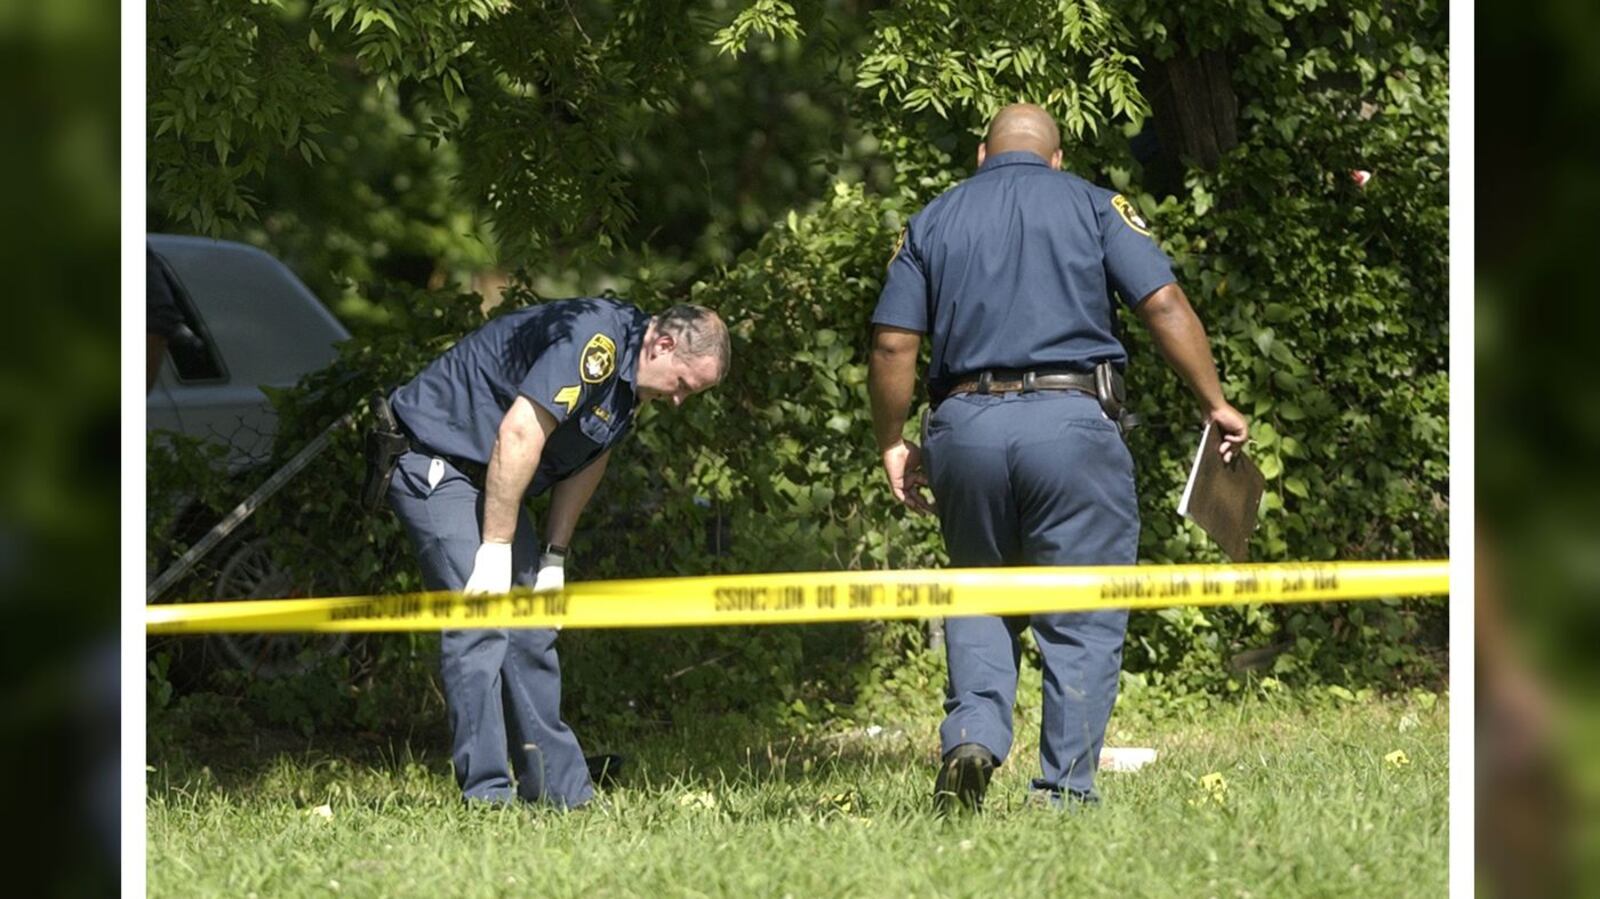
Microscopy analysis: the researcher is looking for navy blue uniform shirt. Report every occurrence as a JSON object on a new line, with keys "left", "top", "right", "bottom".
{"left": 391, "top": 297, "right": 649, "bottom": 496}
{"left": 872, "top": 150, "right": 1175, "bottom": 399}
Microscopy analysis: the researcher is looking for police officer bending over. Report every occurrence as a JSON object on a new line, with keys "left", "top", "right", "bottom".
{"left": 383, "top": 299, "right": 730, "bottom": 808}
{"left": 868, "top": 104, "right": 1248, "bottom": 813}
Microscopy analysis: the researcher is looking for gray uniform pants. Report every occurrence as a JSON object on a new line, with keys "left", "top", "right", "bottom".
{"left": 923, "top": 392, "right": 1140, "bottom": 801}
{"left": 387, "top": 450, "right": 593, "bottom": 807}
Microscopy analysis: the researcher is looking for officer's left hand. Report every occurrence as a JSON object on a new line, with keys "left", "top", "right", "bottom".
{"left": 533, "top": 551, "right": 566, "bottom": 593}
{"left": 1207, "top": 404, "right": 1250, "bottom": 464}
{"left": 881, "top": 439, "right": 936, "bottom": 515}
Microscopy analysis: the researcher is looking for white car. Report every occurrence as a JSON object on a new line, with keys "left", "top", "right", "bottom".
{"left": 147, "top": 234, "right": 350, "bottom": 467}
{"left": 147, "top": 234, "right": 352, "bottom": 677}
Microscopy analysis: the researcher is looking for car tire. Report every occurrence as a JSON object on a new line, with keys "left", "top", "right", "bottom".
{"left": 211, "top": 536, "right": 350, "bottom": 679}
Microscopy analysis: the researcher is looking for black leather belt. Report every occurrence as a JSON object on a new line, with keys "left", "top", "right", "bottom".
{"left": 405, "top": 436, "right": 489, "bottom": 487}
{"left": 946, "top": 369, "right": 1097, "bottom": 397}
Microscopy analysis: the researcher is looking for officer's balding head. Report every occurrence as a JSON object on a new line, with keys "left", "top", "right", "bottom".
{"left": 979, "top": 103, "right": 1062, "bottom": 170}
{"left": 636, "top": 304, "right": 731, "bottom": 408}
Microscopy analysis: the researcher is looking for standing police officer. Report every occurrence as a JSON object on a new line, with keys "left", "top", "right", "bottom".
{"left": 868, "top": 104, "right": 1248, "bottom": 812}
{"left": 387, "top": 298, "right": 730, "bottom": 808}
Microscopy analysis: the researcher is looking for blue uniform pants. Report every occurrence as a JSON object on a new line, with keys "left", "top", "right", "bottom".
{"left": 387, "top": 451, "right": 594, "bottom": 808}
{"left": 923, "top": 392, "right": 1139, "bottom": 800}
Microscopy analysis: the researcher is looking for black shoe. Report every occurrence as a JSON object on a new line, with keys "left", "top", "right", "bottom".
{"left": 933, "top": 743, "right": 995, "bottom": 815}
{"left": 585, "top": 753, "right": 626, "bottom": 790}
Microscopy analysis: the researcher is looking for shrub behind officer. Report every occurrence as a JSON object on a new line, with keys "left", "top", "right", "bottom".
{"left": 383, "top": 299, "right": 729, "bottom": 808}
{"left": 868, "top": 103, "right": 1248, "bottom": 812}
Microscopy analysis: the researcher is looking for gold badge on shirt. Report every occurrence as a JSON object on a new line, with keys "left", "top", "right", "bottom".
{"left": 1112, "top": 194, "right": 1153, "bottom": 237}
{"left": 580, "top": 333, "right": 617, "bottom": 384}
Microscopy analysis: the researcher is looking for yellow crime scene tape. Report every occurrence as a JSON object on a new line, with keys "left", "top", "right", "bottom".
{"left": 146, "top": 560, "right": 1447, "bottom": 635}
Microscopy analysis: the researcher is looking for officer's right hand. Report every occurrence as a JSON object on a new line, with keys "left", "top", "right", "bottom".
{"left": 1208, "top": 404, "right": 1250, "bottom": 464}
{"left": 881, "top": 439, "right": 936, "bottom": 515}
{"left": 463, "top": 541, "right": 513, "bottom": 595}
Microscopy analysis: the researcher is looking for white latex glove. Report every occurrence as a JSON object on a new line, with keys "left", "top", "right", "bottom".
{"left": 533, "top": 551, "right": 566, "bottom": 593}
{"left": 463, "top": 542, "right": 513, "bottom": 595}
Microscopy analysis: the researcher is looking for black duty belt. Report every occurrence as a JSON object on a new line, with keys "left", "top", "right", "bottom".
{"left": 946, "top": 369, "right": 1098, "bottom": 397}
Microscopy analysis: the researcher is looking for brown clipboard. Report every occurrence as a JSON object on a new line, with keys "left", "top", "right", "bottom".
{"left": 1177, "top": 422, "right": 1266, "bottom": 561}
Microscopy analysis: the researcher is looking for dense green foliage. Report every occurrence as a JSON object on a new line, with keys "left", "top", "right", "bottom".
{"left": 148, "top": 0, "right": 1448, "bottom": 737}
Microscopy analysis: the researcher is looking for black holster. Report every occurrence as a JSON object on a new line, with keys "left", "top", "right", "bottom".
{"left": 1093, "top": 361, "right": 1140, "bottom": 436}
{"left": 362, "top": 391, "right": 409, "bottom": 513}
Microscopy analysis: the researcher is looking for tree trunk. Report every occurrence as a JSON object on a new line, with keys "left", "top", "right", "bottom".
{"left": 1144, "top": 45, "right": 1239, "bottom": 173}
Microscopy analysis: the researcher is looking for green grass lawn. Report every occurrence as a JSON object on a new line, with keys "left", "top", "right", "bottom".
{"left": 147, "top": 697, "right": 1447, "bottom": 897}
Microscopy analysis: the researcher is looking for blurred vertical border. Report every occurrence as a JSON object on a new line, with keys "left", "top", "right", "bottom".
{"left": 0, "top": 0, "right": 121, "bottom": 893}
{"left": 1477, "top": 0, "right": 1600, "bottom": 893}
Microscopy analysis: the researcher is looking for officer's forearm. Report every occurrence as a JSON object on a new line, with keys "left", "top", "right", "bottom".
{"left": 1135, "top": 284, "right": 1228, "bottom": 413}
{"left": 482, "top": 397, "right": 553, "bottom": 544}
{"left": 869, "top": 326, "right": 922, "bottom": 451}
{"left": 545, "top": 450, "right": 610, "bottom": 548}
{"left": 482, "top": 435, "right": 541, "bottom": 544}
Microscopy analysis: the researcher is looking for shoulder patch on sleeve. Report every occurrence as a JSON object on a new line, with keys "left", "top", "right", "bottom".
{"left": 580, "top": 333, "right": 617, "bottom": 384}
{"left": 1111, "top": 194, "right": 1153, "bottom": 237}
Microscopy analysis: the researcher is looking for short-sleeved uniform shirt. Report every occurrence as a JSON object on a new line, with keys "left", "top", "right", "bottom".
{"left": 390, "top": 297, "right": 649, "bottom": 496}
{"left": 871, "top": 150, "right": 1176, "bottom": 400}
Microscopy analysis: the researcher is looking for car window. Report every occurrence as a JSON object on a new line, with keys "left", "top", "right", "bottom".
{"left": 153, "top": 251, "right": 227, "bottom": 383}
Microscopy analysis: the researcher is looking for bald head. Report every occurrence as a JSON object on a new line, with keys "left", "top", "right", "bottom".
{"left": 980, "top": 103, "right": 1062, "bottom": 168}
